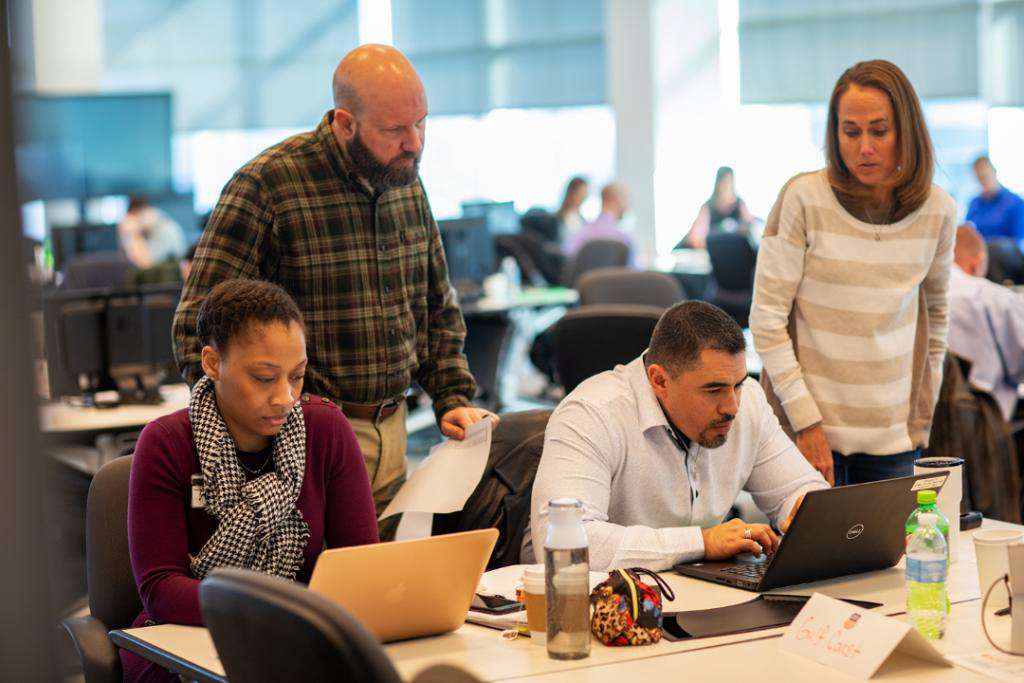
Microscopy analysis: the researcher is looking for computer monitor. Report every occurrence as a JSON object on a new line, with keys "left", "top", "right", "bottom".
{"left": 50, "top": 223, "right": 119, "bottom": 272}
{"left": 438, "top": 217, "right": 494, "bottom": 299}
{"left": 460, "top": 201, "right": 519, "bottom": 235}
{"left": 43, "top": 284, "right": 182, "bottom": 404}
{"left": 43, "top": 290, "right": 111, "bottom": 401}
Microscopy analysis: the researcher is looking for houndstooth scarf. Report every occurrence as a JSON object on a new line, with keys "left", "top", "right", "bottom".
{"left": 188, "top": 376, "right": 310, "bottom": 581}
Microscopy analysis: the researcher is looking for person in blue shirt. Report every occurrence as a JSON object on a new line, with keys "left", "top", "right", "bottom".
{"left": 966, "top": 156, "right": 1024, "bottom": 250}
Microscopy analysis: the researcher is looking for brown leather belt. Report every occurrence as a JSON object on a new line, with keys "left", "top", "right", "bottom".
{"left": 341, "top": 396, "right": 404, "bottom": 425}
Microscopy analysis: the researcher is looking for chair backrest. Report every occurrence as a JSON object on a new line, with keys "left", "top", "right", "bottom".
{"left": 62, "top": 251, "right": 138, "bottom": 290}
{"left": 432, "top": 410, "right": 552, "bottom": 569}
{"left": 562, "top": 239, "right": 630, "bottom": 287}
{"left": 706, "top": 232, "right": 757, "bottom": 292}
{"left": 553, "top": 305, "right": 662, "bottom": 393}
{"left": 577, "top": 268, "right": 684, "bottom": 309}
{"left": 86, "top": 454, "right": 141, "bottom": 630}
{"left": 200, "top": 568, "right": 404, "bottom": 683}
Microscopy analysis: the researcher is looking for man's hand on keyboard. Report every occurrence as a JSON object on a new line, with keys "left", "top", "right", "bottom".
{"left": 701, "top": 518, "right": 779, "bottom": 561}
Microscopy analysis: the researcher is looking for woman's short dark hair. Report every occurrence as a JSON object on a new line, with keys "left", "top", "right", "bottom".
{"left": 645, "top": 301, "right": 745, "bottom": 377}
{"left": 197, "top": 279, "right": 305, "bottom": 353}
{"left": 825, "top": 59, "right": 933, "bottom": 220}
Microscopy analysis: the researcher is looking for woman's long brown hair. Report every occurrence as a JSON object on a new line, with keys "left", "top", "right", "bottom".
{"left": 825, "top": 60, "right": 933, "bottom": 221}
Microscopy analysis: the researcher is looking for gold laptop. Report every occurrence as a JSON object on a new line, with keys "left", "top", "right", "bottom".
{"left": 308, "top": 528, "right": 498, "bottom": 642}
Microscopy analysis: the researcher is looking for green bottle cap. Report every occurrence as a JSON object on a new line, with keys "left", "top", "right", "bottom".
{"left": 917, "top": 490, "right": 937, "bottom": 505}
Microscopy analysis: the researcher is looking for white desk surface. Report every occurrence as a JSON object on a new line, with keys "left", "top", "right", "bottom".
{"left": 39, "top": 383, "right": 190, "bottom": 433}
{"left": 117, "top": 519, "right": 1019, "bottom": 683}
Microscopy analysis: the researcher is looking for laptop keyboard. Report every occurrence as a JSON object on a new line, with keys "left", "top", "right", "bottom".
{"left": 720, "top": 563, "right": 768, "bottom": 579}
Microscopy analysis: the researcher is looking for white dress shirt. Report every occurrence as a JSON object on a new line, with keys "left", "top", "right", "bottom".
{"left": 947, "top": 264, "right": 1024, "bottom": 421}
{"left": 529, "top": 356, "right": 828, "bottom": 572}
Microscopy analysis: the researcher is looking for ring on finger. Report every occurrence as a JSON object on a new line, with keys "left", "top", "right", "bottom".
{"left": 743, "top": 527, "right": 752, "bottom": 540}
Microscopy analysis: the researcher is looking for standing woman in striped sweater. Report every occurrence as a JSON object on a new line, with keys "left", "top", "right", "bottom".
{"left": 750, "top": 60, "right": 956, "bottom": 487}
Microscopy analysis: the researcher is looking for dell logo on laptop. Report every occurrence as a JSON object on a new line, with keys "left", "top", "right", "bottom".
{"left": 846, "top": 524, "right": 865, "bottom": 540}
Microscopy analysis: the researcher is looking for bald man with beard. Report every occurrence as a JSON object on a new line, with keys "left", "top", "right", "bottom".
{"left": 173, "top": 45, "right": 495, "bottom": 540}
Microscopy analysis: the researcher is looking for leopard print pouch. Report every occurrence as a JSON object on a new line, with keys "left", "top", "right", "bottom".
{"left": 589, "top": 568, "right": 675, "bottom": 646}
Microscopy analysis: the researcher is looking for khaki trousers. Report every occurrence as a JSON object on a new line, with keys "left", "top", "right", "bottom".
{"left": 348, "top": 403, "right": 408, "bottom": 541}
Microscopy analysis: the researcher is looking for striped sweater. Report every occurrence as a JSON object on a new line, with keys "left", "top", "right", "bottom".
{"left": 750, "top": 169, "right": 956, "bottom": 456}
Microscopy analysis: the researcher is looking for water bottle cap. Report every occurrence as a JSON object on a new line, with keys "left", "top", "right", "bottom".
{"left": 918, "top": 512, "right": 937, "bottom": 527}
{"left": 916, "top": 490, "right": 937, "bottom": 505}
{"left": 548, "top": 497, "right": 582, "bottom": 510}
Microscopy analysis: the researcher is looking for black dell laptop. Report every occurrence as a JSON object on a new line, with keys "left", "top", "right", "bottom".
{"left": 674, "top": 472, "right": 948, "bottom": 592}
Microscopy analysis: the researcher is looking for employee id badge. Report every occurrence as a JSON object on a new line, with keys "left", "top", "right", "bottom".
{"left": 190, "top": 474, "right": 205, "bottom": 509}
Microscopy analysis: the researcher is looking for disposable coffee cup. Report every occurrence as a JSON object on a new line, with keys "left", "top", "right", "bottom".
{"left": 914, "top": 457, "right": 964, "bottom": 563}
{"left": 973, "top": 529, "right": 1023, "bottom": 610}
{"left": 521, "top": 564, "right": 546, "bottom": 645}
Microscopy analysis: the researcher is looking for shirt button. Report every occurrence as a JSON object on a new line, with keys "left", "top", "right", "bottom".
{"left": 384, "top": 285, "right": 391, "bottom": 294}
{"left": 390, "top": 328, "right": 396, "bottom": 337}
{"left": 379, "top": 244, "right": 386, "bottom": 253}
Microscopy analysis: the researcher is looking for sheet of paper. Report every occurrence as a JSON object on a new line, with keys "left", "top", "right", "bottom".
{"left": 778, "top": 592, "right": 950, "bottom": 679}
{"left": 949, "top": 652, "right": 1024, "bottom": 683}
{"left": 379, "top": 417, "right": 491, "bottom": 519}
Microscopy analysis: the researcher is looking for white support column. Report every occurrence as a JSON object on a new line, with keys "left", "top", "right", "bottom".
{"left": 30, "top": 0, "right": 104, "bottom": 93}
{"left": 605, "top": 0, "right": 657, "bottom": 266}
{"left": 605, "top": 0, "right": 726, "bottom": 264}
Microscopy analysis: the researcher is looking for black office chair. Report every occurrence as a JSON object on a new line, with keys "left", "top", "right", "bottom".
{"left": 62, "top": 251, "right": 138, "bottom": 290}
{"left": 705, "top": 232, "right": 757, "bottom": 327}
{"left": 433, "top": 410, "right": 552, "bottom": 569}
{"left": 552, "top": 304, "right": 662, "bottom": 393}
{"left": 562, "top": 239, "right": 630, "bottom": 287}
{"left": 200, "top": 568, "right": 484, "bottom": 683}
{"left": 577, "top": 268, "right": 684, "bottom": 309}
{"left": 62, "top": 455, "right": 141, "bottom": 683}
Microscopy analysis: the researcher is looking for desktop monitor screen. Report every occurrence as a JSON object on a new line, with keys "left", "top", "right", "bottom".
{"left": 438, "top": 217, "right": 495, "bottom": 286}
{"left": 460, "top": 201, "right": 519, "bottom": 235}
{"left": 43, "top": 292, "right": 109, "bottom": 399}
{"left": 50, "top": 223, "right": 120, "bottom": 272}
{"left": 15, "top": 93, "right": 173, "bottom": 202}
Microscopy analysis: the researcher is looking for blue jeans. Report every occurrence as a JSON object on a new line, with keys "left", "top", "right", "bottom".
{"left": 831, "top": 449, "right": 920, "bottom": 486}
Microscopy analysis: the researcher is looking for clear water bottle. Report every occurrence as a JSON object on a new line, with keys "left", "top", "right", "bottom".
{"left": 500, "top": 256, "right": 521, "bottom": 297}
{"left": 905, "top": 489, "right": 949, "bottom": 548}
{"left": 544, "top": 498, "right": 590, "bottom": 660}
{"left": 905, "top": 512, "right": 948, "bottom": 639}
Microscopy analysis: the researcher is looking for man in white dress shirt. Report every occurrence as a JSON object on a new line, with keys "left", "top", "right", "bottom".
{"left": 948, "top": 223, "right": 1024, "bottom": 422}
{"left": 529, "top": 301, "right": 828, "bottom": 571}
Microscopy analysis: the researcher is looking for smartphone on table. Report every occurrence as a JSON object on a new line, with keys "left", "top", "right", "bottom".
{"left": 469, "top": 593, "right": 525, "bottom": 614}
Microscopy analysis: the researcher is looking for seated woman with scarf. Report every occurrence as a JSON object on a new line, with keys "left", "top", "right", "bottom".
{"left": 122, "top": 278, "right": 379, "bottom": 683}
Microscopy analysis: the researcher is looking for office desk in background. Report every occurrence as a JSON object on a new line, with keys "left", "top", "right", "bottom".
{"left": 40, "top": 383, "right": 191, "bottom": 434}
{"left": 460, "top": 287, "right": 578, "bottom": 411}
{"left": 111, "top": 519, "right": 1020, "bottom": 683}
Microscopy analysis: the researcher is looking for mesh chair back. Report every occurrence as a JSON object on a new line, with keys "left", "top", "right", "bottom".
{"left": 553, "top": 305, "right": 662, "bottom": 393}
{"left": 562, "top": 239, "right": 630, "bottom": 287}
{"left": 86, "top": 454, "right": 141, "bottom": 631}
{"left": 577, "top": 268, "right": 683, "bottom": 309}
{"left": 200, "top": 568, "right": 404, "bottom": 683}
{"left": 706, "top": 233, "right": 756, "bottom": 292}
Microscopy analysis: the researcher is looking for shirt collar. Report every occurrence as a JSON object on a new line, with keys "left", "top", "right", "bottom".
{"left": 626, "top": 354, "right": 692, "bottom": 451}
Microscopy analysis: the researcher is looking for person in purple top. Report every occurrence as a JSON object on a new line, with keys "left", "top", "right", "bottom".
{"left": 562, "top": 182, "right": 634, "bottom": 264}
{"left": 122, "top": 279, "right": 379, "bottom": 683}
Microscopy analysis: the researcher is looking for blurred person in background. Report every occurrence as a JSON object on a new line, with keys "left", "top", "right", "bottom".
{"left": 562, "top": 181, "right": 633, "bottom": 261}
{"left": 118, "top": 194, "right": 188, "bottom": 269}
{"left": 554, "top": 176, "right": 589, "bottom": 236}
{"left": 750, "top": 59, "right": 956, "bottom": 487}
{"left": 947, "top": 223, "right": 1024, "bottom": 423}
{"left": 679, "top": 166, "right": 754, "bottom": 249}
{"left": 967, "top": 155, "right": 1024, "bottom": 284}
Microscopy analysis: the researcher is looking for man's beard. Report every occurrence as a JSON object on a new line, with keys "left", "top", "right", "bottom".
{"left": 696, "top": 417, "right": 734, "bottom": 449}
{"left": 347, "top": 130, "right": 420, "bottom": 193}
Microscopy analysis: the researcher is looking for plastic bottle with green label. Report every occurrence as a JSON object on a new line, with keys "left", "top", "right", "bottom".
{"left": 905, "top": 512, "right": 947, "bottom": 639}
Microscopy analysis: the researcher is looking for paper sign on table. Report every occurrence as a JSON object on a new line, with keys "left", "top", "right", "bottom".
{"left": 778, "top": 592, "right": 951, "bottom": 679}
{"left": 379, "top": 417, "right": 491, "bottom": 520}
